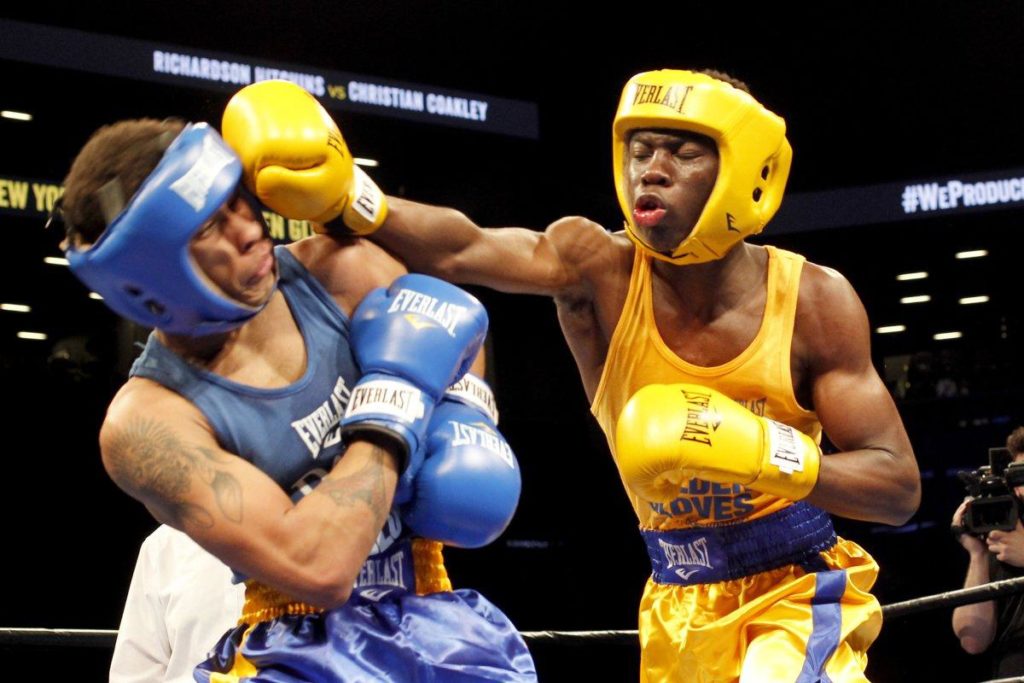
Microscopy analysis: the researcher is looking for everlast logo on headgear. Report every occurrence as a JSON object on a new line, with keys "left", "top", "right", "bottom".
{"left": 679, "top": 388, "right": 722, "bottom": 446}
{"left": 726, "top": 213, "right": 739, "bottom": 233}
{"left": 631, "top": 83, "right": 694, "bottom": 114}
{"left": 170, "top": 135, "right": 236, "bottom": 211}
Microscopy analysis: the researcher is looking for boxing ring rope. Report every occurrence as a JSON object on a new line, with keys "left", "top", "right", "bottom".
{"left": 4, "top": 576, "right": 1024, "bottom": 650}
{"left": 0, "top": 628, "right": 116, "bottom": 648}
{"left": 520, "top": 575, "right": 1024, "bottom": 643}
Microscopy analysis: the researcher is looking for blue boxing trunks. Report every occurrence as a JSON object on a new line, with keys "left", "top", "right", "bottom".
{"left": 195, "top": 537, "right": 536, "bottom": 682}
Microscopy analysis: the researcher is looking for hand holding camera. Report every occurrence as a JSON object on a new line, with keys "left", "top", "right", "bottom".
{"left": 953, "top": 447, "right": 1024, "bottom": 538}
{"left": 952, "top": 498, "right": 988, "bottom": 556}
{"left": 986, "top": 520, "right": 1024, "bottom": 566}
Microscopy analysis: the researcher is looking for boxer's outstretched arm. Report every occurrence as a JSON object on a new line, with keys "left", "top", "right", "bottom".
{"left": 376, "top": 197, "right": 611, "bottom": 297}
{"left": 220, "top": 80, "right": 614, "bottom": 297}
{"left": 798, "top": 265, "right": 921, "bottom": 525}
{"left": 101, "top": 379, "right": 399, "bottom": 609}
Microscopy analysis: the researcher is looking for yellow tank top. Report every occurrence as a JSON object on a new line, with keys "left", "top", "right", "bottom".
{"left": 591, "top": 245, "right": 821, "bottom": 531}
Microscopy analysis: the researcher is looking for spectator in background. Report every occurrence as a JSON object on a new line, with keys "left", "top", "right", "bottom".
{"left": 110, "top": 525, "right": 245, "bottom": 683}
{"left": 952, "top": 427, "right": 1024, "bottom": 678}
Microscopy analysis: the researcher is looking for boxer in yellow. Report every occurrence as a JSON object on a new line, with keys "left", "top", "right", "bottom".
{"left": 223, "top": 70, "right": 921, "bottom": 682}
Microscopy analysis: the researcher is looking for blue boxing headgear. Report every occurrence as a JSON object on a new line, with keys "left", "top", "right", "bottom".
{"left": 65, "top": 123, "right": 272, "bottom": 336}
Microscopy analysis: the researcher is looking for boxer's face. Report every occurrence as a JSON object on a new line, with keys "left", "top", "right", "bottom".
{"left": 626, "top": 129, "right": 718, "bottom": 253}
{"left": 189, "top": 193, "right": 276, "bottom": 308}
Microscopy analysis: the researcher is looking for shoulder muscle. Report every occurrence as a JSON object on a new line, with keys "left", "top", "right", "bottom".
{"left": 101, "top": 380, "right": 240, "bottom": 528}
{"left": 796, "top": 261, "right": 872, "bottom": 375}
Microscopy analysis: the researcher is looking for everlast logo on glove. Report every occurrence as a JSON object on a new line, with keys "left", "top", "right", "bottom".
{"left": 679, "top": 388, "right": 723, "bottom": 446}
{"left": 449, "top": 420, "right": 516, "bottom": 469}
{"left": 447, "top": 375, "right": 499, "bottom": 424}
{"left": 766, "top": 420, "right": 805, "bottom": 474}
{"left": 387, "top": 288, "right": 467, "bottom": 337}
{"left": 351, "top": 168, "right": 385, "bottom": 224}
{"left": 345, "top": 379, "right": 426, "bottom": 422}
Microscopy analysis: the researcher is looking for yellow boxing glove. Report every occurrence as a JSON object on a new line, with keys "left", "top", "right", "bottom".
{"left": 616, "top": 383, "right": 820, "bottom": 503}
{"left": 221, "top": 79, "right": 387, "bottom": 235}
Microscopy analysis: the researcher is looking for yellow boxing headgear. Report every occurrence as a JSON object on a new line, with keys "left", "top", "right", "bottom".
{"left": 613, "top": 70, "right": 792, "bottom": 264}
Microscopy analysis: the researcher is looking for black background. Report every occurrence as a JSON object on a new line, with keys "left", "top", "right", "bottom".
{"left": 1, "top": 2, "right": 1024, "bottom": 680}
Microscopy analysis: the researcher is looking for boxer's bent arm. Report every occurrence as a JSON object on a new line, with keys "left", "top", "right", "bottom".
{"left": 100, "top": 379, "right": 398, "bottom": 609}
{"left": 799, "top": 267, "right": 921, "bottom": 525}
{"left": 952, "top": 550, "right": 998, "bottom": 654}
{"left": 375, "top": 197, "right": 610, "bottom": 296}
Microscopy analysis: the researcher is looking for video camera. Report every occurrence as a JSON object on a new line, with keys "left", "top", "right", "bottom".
{"left": 958, "top": 447, "right": 1024, "bottom": 535}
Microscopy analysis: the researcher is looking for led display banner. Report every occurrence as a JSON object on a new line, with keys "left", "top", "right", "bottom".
{"left": 771, "top": 167, "right": 1024, "bottom": 234}
{"left": 0, "top": 19, "right": 539, "bottom": 139}
{"left": 0, "top": 175, "right": 62, "bottom": 216}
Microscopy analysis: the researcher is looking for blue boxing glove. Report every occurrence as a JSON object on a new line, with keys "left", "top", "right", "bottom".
{"left": 341, "top": 274, "right": 488, "bottom": 503}
{"left": 402, "top": 374, "right": 522, "bottom": 548}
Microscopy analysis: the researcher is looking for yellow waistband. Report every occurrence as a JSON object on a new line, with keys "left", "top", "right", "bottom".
{"left": 413, "top": 538, "right": 453, "bottom": 595}
{"left": 240, "top": 539, "right": 452, "bottom": 624}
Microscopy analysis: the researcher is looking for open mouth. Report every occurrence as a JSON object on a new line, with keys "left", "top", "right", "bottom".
{"left": 633, "top": 195, "right": 667, "bottom": 228}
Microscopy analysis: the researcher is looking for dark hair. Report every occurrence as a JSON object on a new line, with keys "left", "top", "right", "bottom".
{"left": 60, "top": 118, "right": 186, "bottom": 245}
{"left": 1007, "top": 427, "right": 1024, "bottom": 457}
{"left": 698, "top": 69, "right": 751, "bottom": 95}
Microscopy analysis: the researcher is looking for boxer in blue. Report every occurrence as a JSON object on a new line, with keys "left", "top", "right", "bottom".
{"left": 56, "top": 118, "right": 535, "bottom": 681}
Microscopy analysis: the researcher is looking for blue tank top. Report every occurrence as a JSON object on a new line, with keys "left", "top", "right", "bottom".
{"left": 130, "top": 246, "right": 358, "bottom": 498}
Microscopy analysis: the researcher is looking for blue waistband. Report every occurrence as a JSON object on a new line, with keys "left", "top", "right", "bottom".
{"left": 642, "top": 501, "right": 837, "bottom": 586}
{"left": 353, "top": 536, "right": 416, "bottom": 599}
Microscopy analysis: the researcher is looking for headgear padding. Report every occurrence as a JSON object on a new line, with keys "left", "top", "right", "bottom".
{"left": 66, "top": 123, "right": 269, "bottom": 335}
{"left": 613, "top": 70, "right": 792, "bottom": 264}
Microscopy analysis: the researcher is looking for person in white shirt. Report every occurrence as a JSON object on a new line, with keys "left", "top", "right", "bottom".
{"left": 110, "top": 525, "right": 245, "bottom": 683}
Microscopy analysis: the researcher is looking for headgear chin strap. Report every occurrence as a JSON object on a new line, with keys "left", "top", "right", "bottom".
{"left": 66, "top": 123, "right": 272, "bottom": 336}
{"left": 613, "top": 70, "right": 793, "bottom": 265}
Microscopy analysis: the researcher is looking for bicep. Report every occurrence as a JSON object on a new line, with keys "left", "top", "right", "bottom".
{"left": 100, "top": 404, "right": 294, "bottom": 568}
{"left": 806, "top": 274, "right": 921, "bottom": 473}
{"left": 800, "top": 273, "right": 920, "bottom": 521}
{"left": 814, "top": 363, "right": 911, "bottom": 457}
{"left": 804, "top": 269, "right": 913, "bottom": 457}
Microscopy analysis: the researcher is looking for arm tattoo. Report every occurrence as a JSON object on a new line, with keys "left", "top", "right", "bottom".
{"left": 313, "top": 444, "right": 392, "bottom": 529}
{"left": 105, "top": 418, "right": 243, "bottom": 527}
